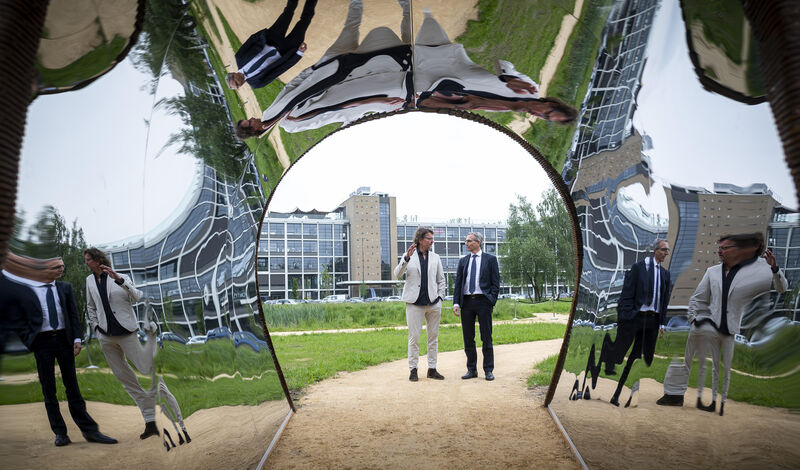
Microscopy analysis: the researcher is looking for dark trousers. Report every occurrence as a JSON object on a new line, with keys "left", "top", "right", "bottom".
{"left": 32, "top": 331, "right": 98, "bottom": 436}
{"left": 610, "top": 312, "right": 659, "bottom": 400}
{"left": 461, "top": 295, "right": 494, "bottom": 373}
{"left": 266, "top": 0, "right": 318, "bottom": 54}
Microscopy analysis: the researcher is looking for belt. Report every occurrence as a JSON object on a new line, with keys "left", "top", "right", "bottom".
{"left": 464, "top": 294, "right": 484, "bottom": 299}
{"left": 38, "top": 329, "right": 66, "bottom": 337}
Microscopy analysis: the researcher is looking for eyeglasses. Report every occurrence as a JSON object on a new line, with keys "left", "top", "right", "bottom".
{"left": 423, "top": 236, "right": 434, "bottom": 241}
{"left": 717, "top": 245, "right": 737, "bottom": 251}
{"left": 465, "top": 239, "right": 476, "bottom": 243}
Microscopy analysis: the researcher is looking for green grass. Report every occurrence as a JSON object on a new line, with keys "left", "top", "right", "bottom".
{"left": 36, "top": 36, "right": 128, "bottom": 88}
{"left": 455, "top": 0, "right": 577, "bottom": 170}
{"left": 272, "top": 322, "right": 567, "bottom": 391}
{"left": 525, "top": 0, "right": 614, "bottom": 171}
{"left": 263, "top": 298, "right": 573, "bottom": 331}
{"left": 527, "top": 353, "right": 559, "bottom": 387}
{"left": 193, "top": 0, "right": 221, "bottom": 42}
{"left": 544, "top": 325, "right": 800, "bottom": 408}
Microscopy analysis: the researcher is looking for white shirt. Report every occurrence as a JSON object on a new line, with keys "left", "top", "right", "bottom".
{"left": 464, "top": 249, "right": 484, "bottom": 295}
{"left": 2, "top": 270, "right": 80, "bottom": 343}
{"left": 639, "top": 256, "right": 661, "bottom": 313}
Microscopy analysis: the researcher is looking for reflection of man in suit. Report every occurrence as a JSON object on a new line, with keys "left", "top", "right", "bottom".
{"left": 608, "top": 239, "right": 671, "bottom": 406}
{"left": 394, "top": 227, "right": 446, "bottom": 382}
{"left": 84, "top": 247, "right": 164, "bottom": 440}
{"left": 453, "top": 232, "right": 500, "bottom": 381}
{"left": 0, "top": 253, "right": 117, "bottom": 447}
{"left": 657, "top": 233, "right": 787, "bottom": 415}
{"left": 226, "top": 0, "right": 317, "bottom": 90}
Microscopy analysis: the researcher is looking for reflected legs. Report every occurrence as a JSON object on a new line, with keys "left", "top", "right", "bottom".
{"left": 320, "top": 0, "right": 363, "bottom": 62}
{"left": 98, "top": 333, "right": 157, "bottom": 422}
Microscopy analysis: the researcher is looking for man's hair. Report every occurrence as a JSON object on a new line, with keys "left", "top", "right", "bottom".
{"left": 235, "top": 120, "right": 262, "bottom": 139}
{"left": 83, "top": 247, "right": 111, "bottom": 267}
{"left": 413, "top": 227, "right": 434, "bottom": 245}
{"left": 539, "top": 97, "right": 578, "bottom": 124}
{"left": 225, "top": 73, "right": 239, "bottom": 88}
{"left": 468, "top": 231, "right": 484, "bottom": 247}
{"left": 719, "top": 232, "right": 765, "bottom": 255}
{"left": 652, "top": 238, "right": 667, "bottom": 252}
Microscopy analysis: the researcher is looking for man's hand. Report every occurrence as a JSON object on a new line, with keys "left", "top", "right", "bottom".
{"left": 100, "top": 264, "right": 121, "bottom": 281}
{"left": 299, "top": 42, "right": 307, "bottom": 52}
{"left": 405, "top": 244, "right": 417, "bottom": 261}
{"left": 73, "top": 342, "right": 82, "bottom": 357}
{"left": 453, "top": 305, "right": 460, "bottom": 317}
{"left": 504, "top": 77, "right": 538, "bottom": 94}
{"left": 763, "top": 249, "right": 778, "bottom": 269}
{"left": 659, "top": 326, "right": 665, "bottom": 339}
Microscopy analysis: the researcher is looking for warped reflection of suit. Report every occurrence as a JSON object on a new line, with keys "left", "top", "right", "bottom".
{"left": 0, "top": 272, "right": 99, "bottom": 437}
{"left": 665, "top": 257, "right": 787, "bottom": 404}
{"left": 608, "top": 257, "right": 670, "bottom": 403}
{"left": 86, "top": 273, "right": 176, "bottom": 424}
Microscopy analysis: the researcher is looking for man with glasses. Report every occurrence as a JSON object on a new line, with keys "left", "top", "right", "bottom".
{"left": 394, "top": 227, "right": 446, "bottom": 382}
{"left": 453, "top": 232, "right": 500, "bottom": 381}
{"left": 607, "top": 239, "right": 672, "bottom": 406}
{"left": 0, "top": 252, "right": 117, "bottom": 446}
{"left": 657, "top": 233, "right": 787, "bottom": 415}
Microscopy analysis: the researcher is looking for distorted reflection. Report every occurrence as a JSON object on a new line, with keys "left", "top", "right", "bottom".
{"left": 226, "top": 0, "right": 318, "bottom": 91}
{"left": 552, "top": 0, "right": 798, "bottom": 465}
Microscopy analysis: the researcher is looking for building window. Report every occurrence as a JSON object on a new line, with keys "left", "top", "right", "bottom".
{"left": 303, "top": 224, "right": 317, "bottom": 238}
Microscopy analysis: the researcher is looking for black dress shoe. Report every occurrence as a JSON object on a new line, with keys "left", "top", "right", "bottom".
{"left": 485, "top": 372, "right": 495, "bottom": 381}
{"left": 719, "top": 402, "right": 725, "bottom": 416}
{"left": 656, "top": 393, "right": 684, "bottom": 406}
{"left": 54, "top": 434, "right": 71, "bottom": 447}
{"left": 461, "top": 370, "right": 478, "bottom": 379}
{"left": 696, "top": 397, "right": 716, "bottom": 412}
{"left": 427, "top": 368, "right": 444, "bottom": 380}
{"left": 409, "top": 368, "right": 418, "bottom": 382}
{"left": 183, "top": 429, "right": 191, "bottom": 444}
{"left": 140, "top": 420, "right": 159, "bottom": 439}
{"left": 83, "top": 430, "right": 118, "bottom": 444}
{"left": 610, "top": 396, "right": 620, "bottom": 407}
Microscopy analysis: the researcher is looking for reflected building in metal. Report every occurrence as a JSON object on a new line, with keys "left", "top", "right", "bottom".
{"left": 104, "top": 163, "right": 265, "bottom": 340}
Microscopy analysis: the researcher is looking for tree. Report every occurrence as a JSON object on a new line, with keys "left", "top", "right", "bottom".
{"left": 499, "top": 190, "right": 574, "bottom": 302}
{"left": 320, "top": 267, "right": 333, "bottom": 298}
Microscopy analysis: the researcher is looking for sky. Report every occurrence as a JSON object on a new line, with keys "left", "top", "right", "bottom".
{"left": 268, "top": 113, "right": 555, "bottom": 223}
{"left": 632, "top": 0, "right": 796, "bottom": 217}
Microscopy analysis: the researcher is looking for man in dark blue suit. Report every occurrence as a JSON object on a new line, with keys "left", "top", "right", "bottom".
{"left": 607, "top": 239, "right": 671, "bottom": 406}
{"left": 453, "top": 232, "right": 500, "bottom": 381}
{"left": 0, "top": 253, "right": 116, "bottom": 446}
{"left": 226, "top": 0, "right": 317, "bottom": 90}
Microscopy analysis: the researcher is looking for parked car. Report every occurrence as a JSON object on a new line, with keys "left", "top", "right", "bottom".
{"left": 734, "top": 334, "right": 749, "bottom": 346}
{"left": 385, "top": 296, "right": 402, "bottom": 302}
{"left": 665, "top": 315, "right": 690, "bottom": 332}
{"left": 206, "top": 326, "right": 232, "bottom": 341}
{"left": 748, "top": 316, "right": 792, "bottom": 347}
{"left": 322, "top": 294, "right": 347, "bottom": 303}
{"left": 274, "top": 298, "right": 298, "bottom": 305}
{"left": 233, "top": 331, "right": 268, "bottom": 353}
{"left": 186, "top": 335, "right": 207, "bottom": 345}
{"left": 158, "top": 332, "right": 187, "bottom": 344}
{"left": 348, "top": 297, "right": 364, "bottom": 303}
{"left": 444, "top": 295, "right": 453, "bottom": 301}
{"left": 365, "top": 296, "right": 382, "bottom": 303}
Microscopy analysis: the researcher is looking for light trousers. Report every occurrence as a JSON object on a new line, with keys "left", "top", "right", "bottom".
{"left": 406, "top": 301, "right": 441, "bottom": 370}
{"left": 98, "top": 331, "right": 159, "bottom": 421}
{"left": 663, "top": 323, "right": 735, "bottom": 402}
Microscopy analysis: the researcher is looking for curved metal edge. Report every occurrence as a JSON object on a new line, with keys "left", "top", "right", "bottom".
{"left": 547, "top": 404, "right": 589, "bottom": 470}
{"left": 256, "top": 408, "right": 294, "bottom": 470}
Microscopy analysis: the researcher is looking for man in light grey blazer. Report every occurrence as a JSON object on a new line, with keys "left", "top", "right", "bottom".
{"left": 394, "top": 227, "right": 446, "bottom": 381}
{"left": 84, "top": 247, "right": 160, "bottom": 439}
{"left": 657, "top": 233, "right": 788, "bottom": 415}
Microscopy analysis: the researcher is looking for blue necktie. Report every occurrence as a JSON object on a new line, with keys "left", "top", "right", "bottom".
{"left": 469, "top": 254, "right": 477, "bottom": 294}
{"left": 44, "top": 284, "right": 59, "bottom": 330}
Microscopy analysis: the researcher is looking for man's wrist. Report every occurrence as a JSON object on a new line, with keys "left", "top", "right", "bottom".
{"left": 771, "top": 265, "right": 780, "bottom": 274}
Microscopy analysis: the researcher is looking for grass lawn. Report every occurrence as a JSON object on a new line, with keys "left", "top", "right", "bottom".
{"left": 528, "top": 325, "right": 800, "bottom": 408}
{"left": 263, "top": 298, "right": 573, "bottom": 331}
{"left": 525, "top": 0, "right": 614, "bottom": 171}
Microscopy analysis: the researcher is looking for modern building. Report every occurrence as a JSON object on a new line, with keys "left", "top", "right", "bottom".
{"left": 257, "top": 188, "right": 531, "bottom": 300}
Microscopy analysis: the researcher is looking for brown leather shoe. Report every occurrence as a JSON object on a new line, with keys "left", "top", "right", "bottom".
{"left": 427, "top": 368, "right": 444, "bottom": 380}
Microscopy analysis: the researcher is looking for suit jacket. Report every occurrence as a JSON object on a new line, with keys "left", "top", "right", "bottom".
{"left": 86, "top": 273, "right": 143, "bottom": 333}
{"left": 394, "top": 250, "right": 446, "bottom": 304}
{"left": 618, "top": 258, "right": 671, "bottom": 326}
{"left": 0, "top": 273, "right": 82, "bottom": 350}
{"left": 236, "top": 28, "right": 302, "bottom": 89}
{"left": 688, "top": 258, "right": 788, "bottom": 335}
{"left": 453, "top": 252, "right": 500, "bottom": 307}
